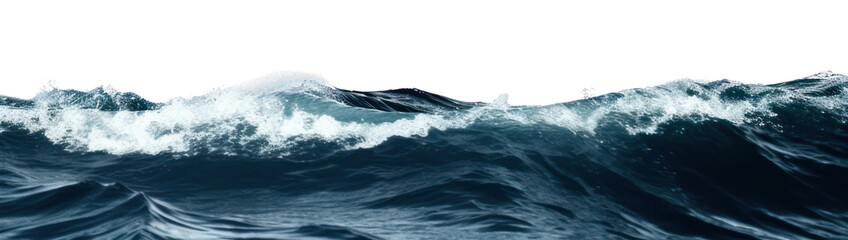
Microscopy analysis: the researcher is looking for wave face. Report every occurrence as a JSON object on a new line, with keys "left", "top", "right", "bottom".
{"left": 1, "top": 72, "right": 847, "bottom": 239}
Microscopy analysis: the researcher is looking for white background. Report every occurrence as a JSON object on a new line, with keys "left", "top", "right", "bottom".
{"left": 1, "top": 0, "right": 846, "bottom": 105}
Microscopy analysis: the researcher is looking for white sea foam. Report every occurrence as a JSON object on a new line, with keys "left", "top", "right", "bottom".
{"left": 226, "top": 71, "right": 331, "bottom": 96}
{"left": 0, "top": 89, "right": 479, "bottom": 156}
{"left": 1, "top": 74, "right": 845, "bottom": 156}
{"left": 525, "top": 77, "right": 845, "bottom": 134}
{"left": 491, "top": 94, "right": 510, "bottom": 109}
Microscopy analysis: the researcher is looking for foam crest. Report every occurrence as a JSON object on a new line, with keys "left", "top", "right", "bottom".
{"left": 0, "top": 90, "right": 478, "bottom": 156}
{"left": 1, "top": 75, "right": 845, "bottom": 156}
{"left": 225, "top": 71, "right": 332, "bottom": 95}
{"left": 609, "top": 81, "right": 778, "bottom": 133}
{"left": 522, "top": 78, "right": 845, "bottom": 134}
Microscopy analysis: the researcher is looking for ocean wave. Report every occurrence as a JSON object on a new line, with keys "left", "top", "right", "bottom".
{"left": 1, "top": 72, "right": 847, "bottom": 239}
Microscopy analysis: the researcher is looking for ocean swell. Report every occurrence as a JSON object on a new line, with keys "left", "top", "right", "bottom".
{"left": 1, "top": 72, "right": 847, "bottom": 239}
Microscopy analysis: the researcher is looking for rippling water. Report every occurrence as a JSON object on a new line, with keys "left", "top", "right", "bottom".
{"left": 1, "top": 72, "right": 847, "bottom": 239}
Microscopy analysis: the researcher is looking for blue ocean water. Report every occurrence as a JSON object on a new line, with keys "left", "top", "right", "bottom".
{"left": 1, "top": 72, "right": 847, "bottom": 239}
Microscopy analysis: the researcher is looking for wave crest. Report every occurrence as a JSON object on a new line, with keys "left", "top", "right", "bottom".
{"left": 0, "top": 72, "right": 846, "bottom": 156}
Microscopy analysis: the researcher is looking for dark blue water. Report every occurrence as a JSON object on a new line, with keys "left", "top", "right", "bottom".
{"left": 1, "top": 72, "right": 847, "bottom": 239}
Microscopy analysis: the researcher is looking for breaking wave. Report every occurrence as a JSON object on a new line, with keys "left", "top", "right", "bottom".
{"left": 1, "top": 71, "right": 847, "bottom": 239}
